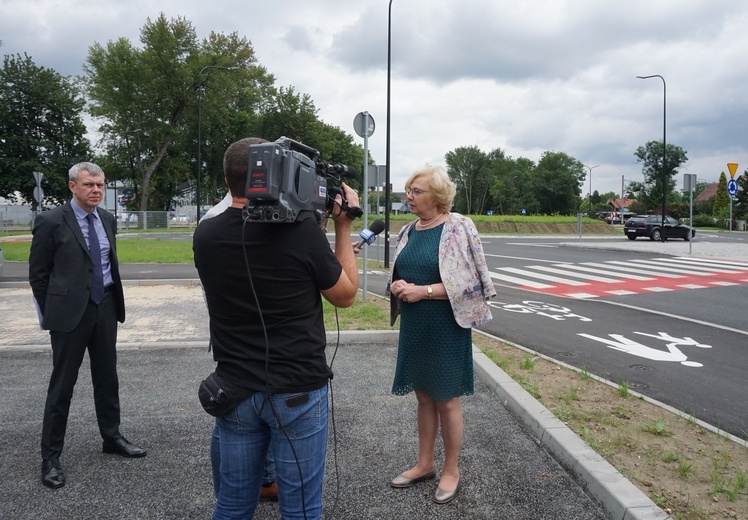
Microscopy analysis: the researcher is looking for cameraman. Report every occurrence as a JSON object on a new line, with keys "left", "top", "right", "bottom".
{"left": 193, "top": 137, "right": 360, "bottom": 519}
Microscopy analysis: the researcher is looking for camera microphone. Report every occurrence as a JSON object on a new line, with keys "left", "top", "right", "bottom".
{"left": 355, "top": 219, "right": 385, "bottom": 249}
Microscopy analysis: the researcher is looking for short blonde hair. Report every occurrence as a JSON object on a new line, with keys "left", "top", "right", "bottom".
{"left": 404, "top": 165, "right": 455, "bottom": 214}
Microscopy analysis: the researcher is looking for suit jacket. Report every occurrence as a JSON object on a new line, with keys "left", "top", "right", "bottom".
{"left": 29, "top": 201, "right": 125, "bottom": 332}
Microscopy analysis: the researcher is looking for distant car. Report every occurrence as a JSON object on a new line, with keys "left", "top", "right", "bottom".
{"left": 605, "top": 213, "right": 637, "bottom": 225}
{"left": 624, "top": 215, "right": 695, "bottom": 241}
{"left": 0, "top": 245, "right": 4, "bottom": 277}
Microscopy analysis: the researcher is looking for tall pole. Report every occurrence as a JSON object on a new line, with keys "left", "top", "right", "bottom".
{"left": 637, "top": 74, "right": 667, "bottom": 241}
{"left": 385, "top": 0, "right": 394, "bottom": 268}
{"left": 196, "top": 65, "right": 238, "bottom": 223}
{"left": 583, "top": 164, "right": 598, "bottom": 217}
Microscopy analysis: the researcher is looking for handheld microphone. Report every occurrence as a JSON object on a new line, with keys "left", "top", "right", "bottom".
{"left": 355, "top": 219, "right": 385, "bottom": 249}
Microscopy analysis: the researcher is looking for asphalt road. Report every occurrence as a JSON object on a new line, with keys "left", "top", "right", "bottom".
{"left": 361, "top": 235, "right": 748, "bottom": 439}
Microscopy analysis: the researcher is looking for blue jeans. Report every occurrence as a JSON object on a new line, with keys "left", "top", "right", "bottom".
{"left": 212, "top": 386, "right": 329, "bottom": 520}
{"left": 212, "top": 427, "right": 276, "bottom": 495}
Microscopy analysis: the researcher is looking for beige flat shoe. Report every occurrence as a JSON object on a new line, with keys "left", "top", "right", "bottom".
{"left": 433, "top": 482, "right": 459, "bottom": 504}
{"left": 390, "top": 468, "right": 436, "bottom": 488}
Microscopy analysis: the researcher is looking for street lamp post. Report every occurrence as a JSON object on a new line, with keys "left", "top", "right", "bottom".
{"left": 384, "top": 0, "right": 395, "bottom": 267}
{"left": 583, "top": 164, "right": 599, "bottom": 217}
{"left": 636, "top": 74, "right": 667, "bottom": 241}
{"left": 196, "top": 65, "right": 238, "bottom": 223}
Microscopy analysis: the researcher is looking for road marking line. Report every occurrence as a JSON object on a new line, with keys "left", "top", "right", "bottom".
{"left": 625, "top": 259, "right": 715, "bottom": 276}
{"left": 561, "top": 263, "right": 653, "bottom": 280}
{"left": 595, "top": 299, "right": 748, "bottom": 336}
{"left": 675, "top": 256, "right": 748, "bottom": 269}
{"left": 604, "top": 261, "right": 684, "bottom": 277}
{"left": 654, "top": 257, "right": 745, "bottom": 273}
{"left": 497, "top": 267, "right": 588, "bottom": 286}
{"left": 567, "top": 292, "right": 598, "bottom": 299}
{"left": 489, "top": 271, "right": 553, "bottom": 289}
{"left": 524, "top": 265, "right": 622, "bottom": 283}
{"left": 485, "top": 253, "right": 560, "bottom": 264}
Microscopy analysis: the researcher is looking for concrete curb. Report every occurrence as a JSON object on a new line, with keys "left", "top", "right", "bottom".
{"left": 472, "top": 347, "right": 669, "bottom": 520}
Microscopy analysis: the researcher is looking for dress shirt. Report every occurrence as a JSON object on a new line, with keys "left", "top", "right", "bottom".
{"left": 70, "top": 199, "right": 114, "bottom": 287}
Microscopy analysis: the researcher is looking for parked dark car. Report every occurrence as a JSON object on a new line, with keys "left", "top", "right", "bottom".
{"left": 624, "top": 215, "right": 695, "bottom": 241}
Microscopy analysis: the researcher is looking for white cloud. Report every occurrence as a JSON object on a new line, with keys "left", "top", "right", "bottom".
{"left": 2, "top": 0, "right": 747, "bottom": 201}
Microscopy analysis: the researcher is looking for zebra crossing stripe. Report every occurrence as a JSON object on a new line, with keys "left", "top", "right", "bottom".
{"left": 497, "top": 266, "right": 588, "bottom": 286}
{"left": 523, "top": 265, "right": 622, "bottom": 283}
{"left": 623, "top": 259, "right": 716, "bottom": 276}
{"left": 490, "top": 271, "right": 553, "bottom": 289}
{"left": 561, "top": 262, "right": 653, "bottom": 281}
{"left": 656, "top": 258, "right": 748, "bottom": 273}
{"left": 490, "top": 256, "right": 748, "bottom": 298}
{"left": 597, "top": 261, "right": 685, "bottom": 278}
{"left": 675, "top": 257, "right": 748, "bottom": 269}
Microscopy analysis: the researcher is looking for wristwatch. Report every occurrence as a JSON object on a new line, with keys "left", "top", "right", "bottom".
{"left": 427, "top": 285, "right": 433, "bottom": 300}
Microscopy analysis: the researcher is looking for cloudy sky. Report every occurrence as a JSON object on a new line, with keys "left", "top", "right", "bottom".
{"left": 2, "top": 0, "right": 747, "bottom": 200}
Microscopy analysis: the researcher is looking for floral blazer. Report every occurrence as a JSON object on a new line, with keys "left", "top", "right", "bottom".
{"left": 387, "top": 213, "right": 496, "bottom": 328}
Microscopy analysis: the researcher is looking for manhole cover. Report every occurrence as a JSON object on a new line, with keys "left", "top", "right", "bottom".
{"left": 629, "top": 364, "right": 651, "bottom": 371}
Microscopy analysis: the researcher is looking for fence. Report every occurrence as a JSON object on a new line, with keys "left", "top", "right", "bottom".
{"left": 0, "top": 205, "right": 33, "bottom": 231}
{"left": 0, "top": 204, "right": 199, "bottom": 232}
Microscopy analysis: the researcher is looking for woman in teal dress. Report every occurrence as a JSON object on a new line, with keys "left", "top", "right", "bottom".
{"left": 387, "top": 166, "right": 496, "bottom": 504}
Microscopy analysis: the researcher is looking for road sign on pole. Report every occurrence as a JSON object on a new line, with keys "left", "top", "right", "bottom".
{"left": 727, "top": 162, "right": 738, "bottom": 179}
{"left": 353, "top": 111, "right": 375, "bottom": 301}
{"left": 353, "top": 112, "right": 375, "bottom": 138}
{"left": 33, "top": 171, "right": 44, "bottom": 184}
{"left": 727, "top": 179, "right": 738, "bottom": 196}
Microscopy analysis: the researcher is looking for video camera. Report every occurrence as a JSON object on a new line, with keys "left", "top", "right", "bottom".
{"left": 243, "top": 137, "right": 363, "bottom": 223}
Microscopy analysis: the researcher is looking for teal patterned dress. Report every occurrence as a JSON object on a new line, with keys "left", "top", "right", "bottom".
{"left": 391, "top": 224, "right": 474, "bottom": 401}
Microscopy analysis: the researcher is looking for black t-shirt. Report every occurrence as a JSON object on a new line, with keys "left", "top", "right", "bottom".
{"left": 193, "top": 208, "right": 342, "bottom": 393}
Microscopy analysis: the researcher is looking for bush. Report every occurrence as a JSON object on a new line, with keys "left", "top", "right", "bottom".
{"left": 691, "top": 214, "right": 716, "bottom": 227}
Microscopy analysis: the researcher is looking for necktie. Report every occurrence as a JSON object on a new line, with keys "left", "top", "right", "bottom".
{"left": 86, "top": 213, "right": 105, "bottom": 304}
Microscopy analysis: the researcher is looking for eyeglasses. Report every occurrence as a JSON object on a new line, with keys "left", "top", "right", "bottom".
{"left": 406, "top": 188, "right": 429, "bottom": 196}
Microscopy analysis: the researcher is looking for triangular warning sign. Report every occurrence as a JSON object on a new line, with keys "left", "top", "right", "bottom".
{"left": 727, "top": 163, "right": 738, "bottom": 178}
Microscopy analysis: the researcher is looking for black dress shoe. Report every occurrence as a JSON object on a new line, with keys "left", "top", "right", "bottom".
{"left": 102, "top": 437, "right": 147, "bottom": 458}
{"left": 41, "top": 459, "right": 65, "bottom": 489}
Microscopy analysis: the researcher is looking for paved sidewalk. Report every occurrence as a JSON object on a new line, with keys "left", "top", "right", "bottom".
{"left": 0, "top": 283, "right": 668, "bottom": 519}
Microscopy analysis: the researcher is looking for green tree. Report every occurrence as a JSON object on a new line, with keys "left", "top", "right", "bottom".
{"left": 487, "top": 151, "right": 535, "bottom": 215}
{"left": 84, "top": 15, "right": 363, "bottom": 211}
{"left": 532, "top": 151, "right": 584, "bottom": 215}
{"left": 84, "top": 14, "right": 264, "bottom": 211}
{"left": 189, "top": 32, "right": 276, "bottom": 202}
{"left": 712, "top": 172, "right": 729, "bottom": 222}
{"left": 634, "top": 141, "right": 688, "bottom": 213}
{"left": 0, "top": 53, "right": 90, "bottom": 207}
{"left": 510, "top": 157, "right": 538, "bottom": 215}
{"left": 445, "top": 146, "right": 492, "bottom": 214}
{"left": 735, "top": 171, "right": 747, "bottom": 220}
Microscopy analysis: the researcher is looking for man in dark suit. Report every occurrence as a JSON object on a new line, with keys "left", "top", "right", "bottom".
{"left": 29, "top": 162, "right": 146, "bottom": 490}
